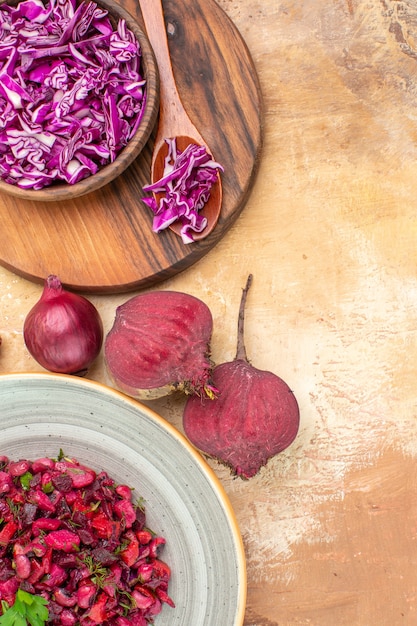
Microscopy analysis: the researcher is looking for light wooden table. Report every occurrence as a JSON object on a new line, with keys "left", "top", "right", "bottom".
{"left": 1, "top": 0, "right": 417, "bottom": 624}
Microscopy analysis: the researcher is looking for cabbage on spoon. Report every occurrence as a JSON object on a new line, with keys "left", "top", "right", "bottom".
{"left": 139, "top": 0, "right": 223, "bottom": 244}
{"left": 142, "top": 139, "right": 224, "bottom": 244}
{"left": 183, "top": 275, "right": 300, "bottom": 479}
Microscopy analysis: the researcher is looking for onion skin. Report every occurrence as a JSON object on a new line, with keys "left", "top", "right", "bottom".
{"left": 104, "top": 290, "right": 214, "bottom": 400}
{"left": 23, "top": 275, "right": 103, "bottom": 376}
{"left": 183, "top": 275, "right": 300, "bottom": 479}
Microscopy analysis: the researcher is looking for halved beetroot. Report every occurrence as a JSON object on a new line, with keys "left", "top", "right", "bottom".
{"left": 183, "top": 275, "right": 300, "bottom": 478}
{"left": 104, "top": 290, "right": 214, "bottom": 399}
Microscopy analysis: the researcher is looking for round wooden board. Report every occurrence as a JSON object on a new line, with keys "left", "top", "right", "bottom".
{"left": 0, "top": 0, "right": 263, "bottom": 294}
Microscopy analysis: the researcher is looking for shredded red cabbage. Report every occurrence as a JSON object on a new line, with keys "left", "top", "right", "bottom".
{"left": 0, "top": 0, "right": 146, "bottom": 189}
{"left": 142, "top": 139, "right": 223, "bottom": 244}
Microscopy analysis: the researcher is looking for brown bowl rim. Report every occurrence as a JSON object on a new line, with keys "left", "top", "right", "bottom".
{"left": 0, "top": 0, "right": 160, "bottom": 202}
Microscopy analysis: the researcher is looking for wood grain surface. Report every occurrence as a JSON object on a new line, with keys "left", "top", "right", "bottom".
{"left": 0, "top": 0, "right": 263, "bottom": 293}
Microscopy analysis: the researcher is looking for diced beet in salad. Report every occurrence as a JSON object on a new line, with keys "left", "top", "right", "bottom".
{"left": 0, "top": 452, "right": 174, "bottom": 625}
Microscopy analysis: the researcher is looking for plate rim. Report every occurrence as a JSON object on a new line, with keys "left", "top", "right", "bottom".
{"left": 0, "top": 0, "right": 264, "bottom": 294}
{"left": 0, "top": 371, "right": 247, "bottom": 625}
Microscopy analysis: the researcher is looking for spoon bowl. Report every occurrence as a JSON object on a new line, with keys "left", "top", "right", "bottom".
{"left": 151, "top": 135, "right": 222, "bottom": 241}
{"left": 140, "top": 0, "right": 222, "bottom": 242}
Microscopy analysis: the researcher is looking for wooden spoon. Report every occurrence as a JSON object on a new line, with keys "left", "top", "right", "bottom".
{"left": 139, "top": 0, "right": 222, "bottom": 242}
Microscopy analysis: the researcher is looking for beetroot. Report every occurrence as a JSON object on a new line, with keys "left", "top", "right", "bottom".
{"left": 183, "top": 275, "right": 300, "bottom": 479}
{"left": 104, "top": 290, "right": 215, "bottom": 399}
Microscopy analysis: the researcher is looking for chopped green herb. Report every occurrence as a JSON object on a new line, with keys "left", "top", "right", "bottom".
{"left": 19, "top": 472, "right": 33, "bottom": 491}
{"left": 0, "top": 590, "right": 48, "bottom": 626}
{"left": 5, "top": 498, "right": 20, "bottom": 520}
{"left": 78, "top": 554, "right": 108, "bottom": 588}
{"left": 41, "top": 482, "right": 53, "bottom": 494}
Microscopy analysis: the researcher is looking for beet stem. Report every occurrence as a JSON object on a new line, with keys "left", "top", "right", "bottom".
{"left": 235, "top": 274, "right": 253, "bottom": 362}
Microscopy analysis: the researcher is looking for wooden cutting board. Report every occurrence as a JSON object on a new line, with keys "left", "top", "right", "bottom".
{"left": 0, "top": 0, "right": 263, "bottom": 293}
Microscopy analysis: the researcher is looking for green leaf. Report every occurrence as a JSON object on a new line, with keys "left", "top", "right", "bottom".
{"left": 15, "top": 590, "right": 34, "bottom": 606}
{"left": 0, "top": 606, "right": 25, "bottom": 626}
{"left": 30, "top": 602, "right": 48, "bottom": 621}
{"left": 41, "top": 482, "right": 53, "bottom": 494}
{"left": 19, "top": 472, "right": 33, "bottom": 491}
{"left": 0, "top": 591, "right": 48, "bottom": 626}
{"left": 9, "top": 602, "right": 26, "bottom": 619}
{"left": 0, "top": 611, "right": 14, "bottom": 626}
{"left": 27, "top": 614, "right": 44, "bottom": 626}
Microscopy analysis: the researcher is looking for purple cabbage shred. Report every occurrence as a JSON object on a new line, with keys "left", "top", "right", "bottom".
{"left": 0, "top": 0, "right": 147, "bottom": 189}
{"left": 142, "top": 138, "right": 223, "bottom": 244}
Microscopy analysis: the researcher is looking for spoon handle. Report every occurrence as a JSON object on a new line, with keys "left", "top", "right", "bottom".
{"left": 139, "top": 0, "right": 202, "bottom": 142}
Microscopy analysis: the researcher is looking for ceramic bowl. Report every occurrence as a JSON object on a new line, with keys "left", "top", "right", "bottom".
{"left": 0, "top": 373, "right": 246, "bottom": 625}
{"left": 0, "top": 0, "right": 159, "bottom": 202}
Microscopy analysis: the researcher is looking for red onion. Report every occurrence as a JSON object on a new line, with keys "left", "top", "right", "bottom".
{"left": 23, "top": 275, "right": 103, "bottom": 376}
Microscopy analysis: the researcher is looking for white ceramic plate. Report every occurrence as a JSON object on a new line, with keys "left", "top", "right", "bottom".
{"left": 0, "top": 373, "right": 246, "bottom": 625}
